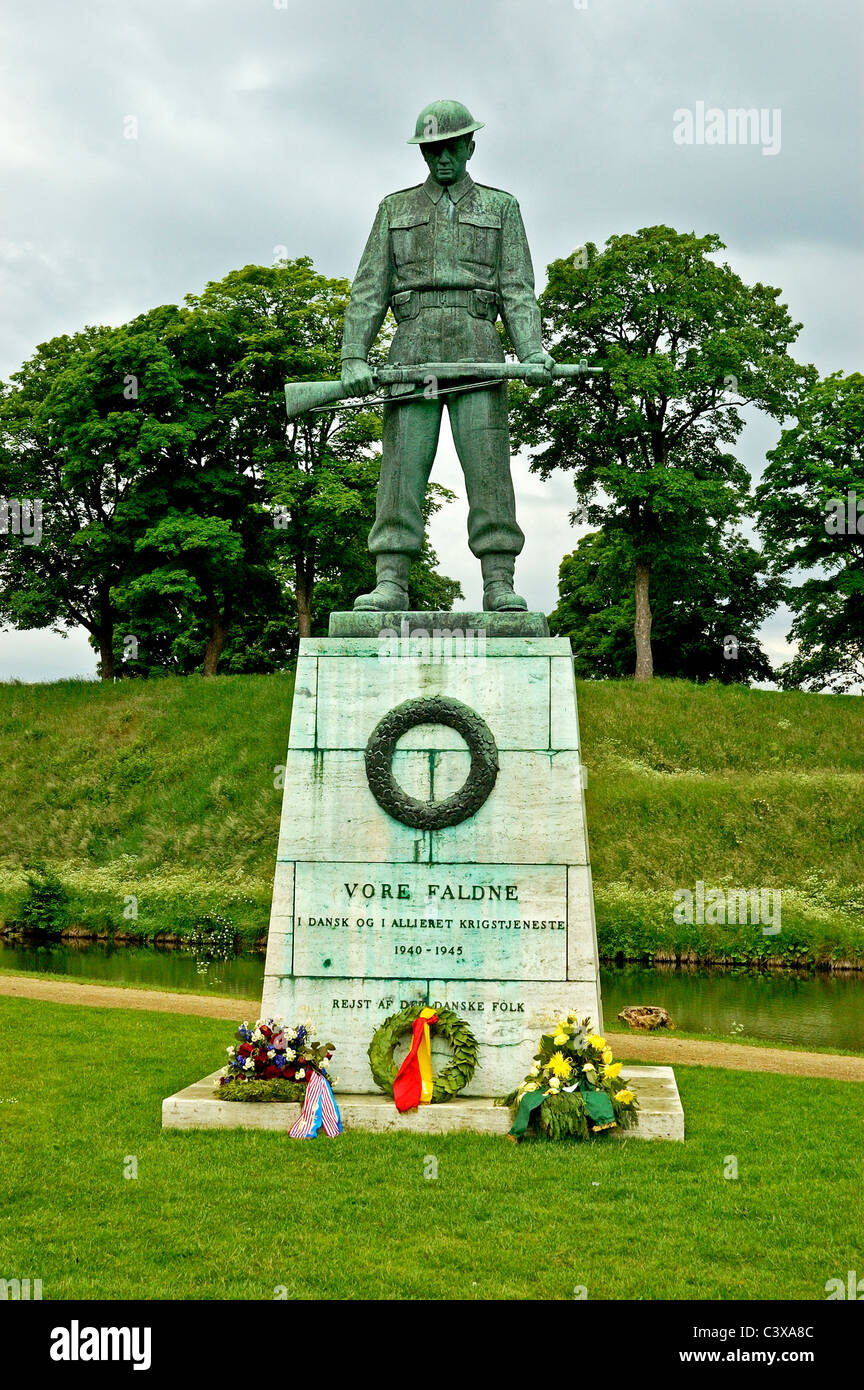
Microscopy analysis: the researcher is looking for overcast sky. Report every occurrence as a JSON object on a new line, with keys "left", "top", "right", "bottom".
{"left": 1, "top": 0, "right": 862, "bottom": 680}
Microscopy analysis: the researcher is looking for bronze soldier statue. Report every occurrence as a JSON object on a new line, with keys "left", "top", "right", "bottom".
{"left": 340, "top": 99, "right": 555, "bottom": 612}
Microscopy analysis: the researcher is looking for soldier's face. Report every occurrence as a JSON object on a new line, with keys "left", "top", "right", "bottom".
{"left": 421, "top": 134, "right": 474, "bottom": 186}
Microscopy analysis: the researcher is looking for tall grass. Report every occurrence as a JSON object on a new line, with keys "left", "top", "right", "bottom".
{"left": 579, "top": 680, "right": 864, "bottom": 964}
{"left": 0, "top": 674, "right": 293, "bottom": 940}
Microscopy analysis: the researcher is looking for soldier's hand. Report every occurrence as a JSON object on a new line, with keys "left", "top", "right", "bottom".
{"left": 341, "top": 358, "right": 375, "bottom": 397}
{"left": 521, "top": 350, "right": 555, "bottom": 382}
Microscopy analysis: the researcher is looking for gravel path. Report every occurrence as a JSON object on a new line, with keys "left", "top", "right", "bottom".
{"left": 2, "top": 973, "right": 863, "bottom": 1082}
{"left": 605, "top": 1030, "right": 864, "bottom": 1082}
{"left": 0, "top": 973, "right": 248, "bottom": 1020}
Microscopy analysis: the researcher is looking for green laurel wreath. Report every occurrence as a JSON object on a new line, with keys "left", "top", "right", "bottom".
{"left": 216, "top": 1078, "right": 307, "bottom": 1104}
{"left": 368, "top": 1005, "right": 479, "bottom": 1103}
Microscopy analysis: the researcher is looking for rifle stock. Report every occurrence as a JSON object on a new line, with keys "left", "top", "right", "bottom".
{"left": 284, "top": 380, "right": 349, "bottom": 419}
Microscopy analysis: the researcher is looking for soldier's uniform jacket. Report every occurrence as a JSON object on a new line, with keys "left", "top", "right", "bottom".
{"left": 340, "top": 171, "right": 544, "bottom": 371}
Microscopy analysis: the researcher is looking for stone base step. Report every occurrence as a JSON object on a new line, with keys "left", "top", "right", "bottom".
{"left": 161, "top": 1065, "right": 684, "bottom": 1140}
{"left": 328, "top": 610, "right": 550, "bottom": 637}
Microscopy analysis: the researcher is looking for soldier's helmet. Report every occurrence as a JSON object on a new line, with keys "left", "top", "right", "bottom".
{"left": 407, "top": 99, "right": 485, "bottom": 145}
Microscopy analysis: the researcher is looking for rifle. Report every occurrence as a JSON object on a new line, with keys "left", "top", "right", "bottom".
{"left": 284, "top": 360, "right": 603, "bottom": 421}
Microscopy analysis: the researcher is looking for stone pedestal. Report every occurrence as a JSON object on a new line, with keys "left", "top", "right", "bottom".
{"left": 260, "top": 612, "right": 603, "bottom": 1098}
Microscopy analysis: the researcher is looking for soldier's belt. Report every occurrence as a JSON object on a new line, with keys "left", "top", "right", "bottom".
{"left": 390, "top": 287, "right": 498, "bottom": 322}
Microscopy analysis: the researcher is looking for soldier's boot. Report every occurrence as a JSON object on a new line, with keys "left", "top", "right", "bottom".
{"left": 353, "top": 553, "right": 411, "bottom": 611}
{"left": 481, "top": 554, "right": 528, "bottom": 612}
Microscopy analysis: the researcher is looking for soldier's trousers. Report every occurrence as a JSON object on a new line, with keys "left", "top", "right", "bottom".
{"left": 368, "top": 382, "right": 525, "bottom": 560}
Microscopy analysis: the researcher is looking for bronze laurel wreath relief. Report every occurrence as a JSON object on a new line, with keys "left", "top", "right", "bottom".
{"left": 364, "top": 696, "right": 499, "bottom": 830}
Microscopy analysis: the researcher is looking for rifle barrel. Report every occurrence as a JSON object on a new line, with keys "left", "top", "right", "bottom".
{"left": 284, "top": 360, "right": 603, "bottom": 420}
{"left": 378, "top": 362, "right": 602, "bottom": 382}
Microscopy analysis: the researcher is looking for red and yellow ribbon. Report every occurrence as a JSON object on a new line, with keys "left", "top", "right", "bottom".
{"left": 393, "top": 1008, "right": 438, "bottom": 1112}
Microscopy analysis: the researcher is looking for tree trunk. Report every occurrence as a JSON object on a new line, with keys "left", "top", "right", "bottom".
{"left": 634, "top": 561, "right": 653, "bottom": 681}
{"left": 296, "top": 559, "right": 314, "bottom": 638}
{"left": 203, "top": 612, "right": 228, "bottom": 676}
{"left": 97, "top": 592, "right": 115, "bottom": 680}
{"left": 98, "top": 631, "right": 116, "bottom": 682}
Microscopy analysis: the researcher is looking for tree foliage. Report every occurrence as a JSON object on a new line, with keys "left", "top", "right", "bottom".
{"left": 509, "top": 225, "right": 812, "bottom": 678}
{"left": 756, "top": 371, "right": 864, "bottom": 692}
{"left": 0, "top": 312, "right": 195, "bottom": 678}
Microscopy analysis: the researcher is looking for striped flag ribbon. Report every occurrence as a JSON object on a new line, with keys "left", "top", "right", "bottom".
{"left": 289, "top": 1070, "right": 342, "bottom": 1139}
{"left": 393, "top": 1007, "right": 438, "bottom": 1112}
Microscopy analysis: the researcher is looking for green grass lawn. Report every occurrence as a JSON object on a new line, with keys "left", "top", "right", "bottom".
{"left": 1, "top": 997, "right": 861, "bottom": 1301}
{"left": 1, "top": 672, "right": 862, "bottom": 962}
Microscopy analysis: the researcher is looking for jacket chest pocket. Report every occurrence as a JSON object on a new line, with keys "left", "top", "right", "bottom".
{"left": 458, "top": 212, "right": 501, "bottom": 269}
{"left": 389, "top": 213, "right": 431, "bottom": 268}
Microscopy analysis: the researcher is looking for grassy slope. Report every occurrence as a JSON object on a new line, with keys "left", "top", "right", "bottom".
{"left": 580, "top": 680, "right": 864, "bottom": 965}
{"left": 0, "top": 997, "right": 861, "bottom": 1300}
{"left": 0, "top": 673, "right": 862, "bottom": 961}
{"left": 0, "top": 674, "right": 294, "bottom": 939}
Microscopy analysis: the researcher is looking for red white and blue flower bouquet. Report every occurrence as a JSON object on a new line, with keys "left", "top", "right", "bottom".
{"left": 216, "top": 1017, "right": 341, "bottom": 1138}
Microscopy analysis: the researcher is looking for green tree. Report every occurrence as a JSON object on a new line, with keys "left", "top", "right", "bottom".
{"left": 550, "top": 528, "right": 779, "bottom": 683}
{"left": 755, "top": 371, "right": 864, "bottom": 692}
{"left": 116, "top": 512, "right": 289, "bottom": 676}
{"left": 0, "top": 304, "right": 287, "bottom": 679}
{"left": 509, "top": 226, "right": 812, "bottom": 679}
{"left": 0, "top": 314, "right": 192, "bottom": 679}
